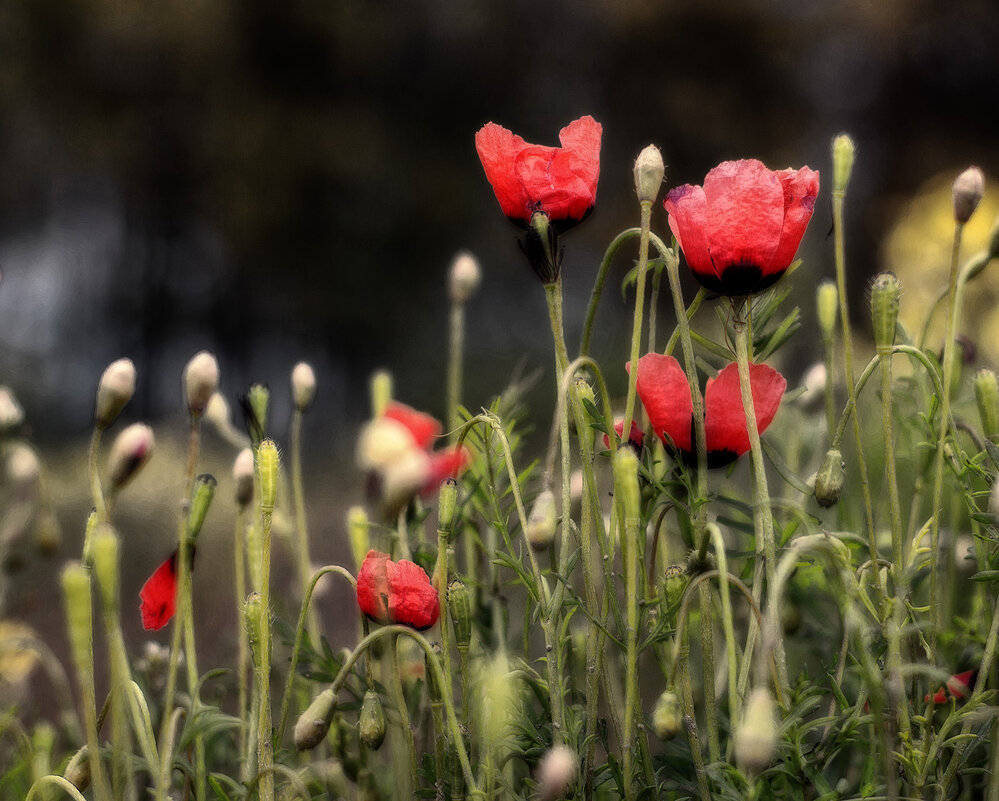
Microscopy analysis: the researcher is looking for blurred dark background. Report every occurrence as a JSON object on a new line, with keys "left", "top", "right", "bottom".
{"left": 2, "top": 0, "right": 999, "bottom": 694}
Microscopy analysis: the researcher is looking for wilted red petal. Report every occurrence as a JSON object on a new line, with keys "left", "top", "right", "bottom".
{"left": 356, "top": 550, "right": 440, "bottom": 630}
{"left": 703, "top": 362, "right": 786, "bottom": 459}
{"left": 383, "top": 402, "right": 441, "bottom": 450}
{"left": 423, "top": 447, "right": 468, "bottom": 494}
{"left": 140, "top": 550, "right": 180, "bottom": 631}
{"left": 632, "top": 354, "right": 693, "bottom": 452}
{"left": 356, "top": 550, "right": 392, "bottom": 623}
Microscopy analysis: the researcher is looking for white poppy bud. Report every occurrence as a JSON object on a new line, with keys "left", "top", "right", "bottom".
{"left": 183, "top": 351, "right": 220, "bottom": 417}
{"left": 233, "top": 447, "right": 255, "bottom": 509}
{"left": 449, "top": 251, "right": 482, "bottom": 304}
{"left": 0, "top": 386, "right": 24, "bottom": 432}
{"left": 356, "top": 417, "right": 415, "bottom": 471}
{"left": 734, "top": 688, "right": 779, "bottom": 774}
{"left": 94, "top": 358, "right": 136, "bottom": 430}
{"left": 633, "top": 144, "right": 665, "bottom": 204}
{"left": 5, "top": 443, "right": 41, "bottom": 498}
{"left": 953, "top": 166, "right": 985, "bottom": 224}
{"left": 526, "top": 489, "right": 558, "bottom": 550}
{"left": 291, "top": 362, "right": 317, "bottom": 411}
{"left": 107, "top": 423, "right": 155, "bottom": 491}
{"left": 537, "top": 744, "right": 578, "bottom": 801}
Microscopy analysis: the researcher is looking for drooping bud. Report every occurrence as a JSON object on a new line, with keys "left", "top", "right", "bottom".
{"left": 256, "top": 439, "right": 279, "bottom": 511}
{"left": 975, "top": 369, "right": 999, "bottom": 442}
{"left": 186, "top": 474, "right": 217, "bottom": 543}
{"left": 733, "top": 687, "right": 779, "bottom": 774}
{"left": 633, "top": 144, "right": 665, "bottom": 204}
{"left": 370, "top": 370, "right": 393, "bottom": 418}
{"left": 536, "top": 743, "right": 579, "bottom": 801}
{"left": 831, "top": 133, "right": 856, "bottom": 196}
{"left": 291, "top": 362, "right": 317, "bottom": 412}
{"left": 449, "top": 251, "right": 482, "bottom": 304}
{"left": 652, "top": 690, "right": 683, "bottom": 740}
{"left": 294, "top": 688, "right": 337, "bottom": 751}
{"left": 612, "top": 446, "right": 641, "bottom": 522}
{"left": 358, "top": 689, "right": 387, "bottom": 750}
{"left": 448, "top": 579, "right": 472, "bottom": 650}
{"left": 817, "top": 280, "right": 838, "bottom": 344}
{"left": 526, "top": 488, "right": 558, "bottom": 551}
{"left": 347, "top": 506, "right": 370, "bottom": 573}
{"left": 243, "top": 383, "right": 270, "bottom": 447}
{"left": 233, "top": 448, "right": 255, "bottom": 509}
{"left": 0, "top": 386, "right": 24, "bottom": 433}
{"left": 184, "top": 351, "right": 220, "bottom": 418}
{"left": 64, "top": 745, "right": 91, "bottom": 791}
{"left": 952, "top": 166, "right": 985, "bottom": 225}
{"left": 107, "top": 423, "right": 155, "bottom": 492}
{"left": 94, "top": 358, "right": 136, "bottom": 430}
{"left": 814, "top": 448, "right": 845, "bottom": 508}
{"left": 870, "top": 272, "right": 901, "bottom": 354}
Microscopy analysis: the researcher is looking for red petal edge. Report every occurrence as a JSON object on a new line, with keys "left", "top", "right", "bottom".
{"left": 704, "top": 362, "right": 786, "bottom": 457}
{"left": 140, "top": 550, "right": 180, "bottom": 631}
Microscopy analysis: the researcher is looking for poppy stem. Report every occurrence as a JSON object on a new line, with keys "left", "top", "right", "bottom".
{"left": 447, "top": 294, "right": 466, "bottom": 439}
{"left": 290, "top": 407, "right": 319, "bottom": 644}
{"left": 621, "top": 200, "right": 654, "bottom": 443}
{"left": 86, "top": 427, "right": 107, "bottom": 529}
{"left": 233, "top": 509, "right": 249, "bottom": 766}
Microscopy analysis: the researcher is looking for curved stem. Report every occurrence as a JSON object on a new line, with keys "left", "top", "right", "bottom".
{"left": 25, "top": 775, "right": 89, "bottom": 801}
{"left": 621, "top": 201, "right": 654, "bottom": 442}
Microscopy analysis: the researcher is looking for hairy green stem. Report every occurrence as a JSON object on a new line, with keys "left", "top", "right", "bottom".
{"left": 621, "top": 200, "right": 653, "bottom": 440}
{"left": 291, "top": 409, "right": 319, "bottom": 642}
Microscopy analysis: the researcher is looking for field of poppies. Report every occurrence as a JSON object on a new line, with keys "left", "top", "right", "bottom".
{"left": 3, "top": 116, "right": 999, "bottom": 801}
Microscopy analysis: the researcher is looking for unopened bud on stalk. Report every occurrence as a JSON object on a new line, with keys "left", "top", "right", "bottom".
{"left": 358, "top": 689, "right": 387, "bottom": 750}
{"left": 347, "top": 506, "right": 370, "bottom": 572}
{"left": 662, "top": 564, "right": 689, "bottom": 610}
{"left": 184, "top": 351, "right": 219, "bottom": 418}
{"left": 975, "top": 369, "right": 999, "bottom": 442}
{"left": 91, "top": 525, "right": 120, "bottom": 611}
{"left": 94, "top": 358, "right": 136, "bottom": 430}
{"left": 291, "top": 362, "right": 317, "bottom": 412}
{"left": 526, "top": 488, "right": 558, "bottom": 551}
{"left": 243, "top": 383, "right": 269, "bottom": 447}
{"left": 438, "top": 477, "right": 458, "bottom": 536}
{"left": 814, "top": 448, "right": 845, "bottom": 507}
{"left": 233, "top": 448, "right": 255, "bottom": 509}
{"left": 870, "top": 272, "right": 900, "bottom": 353}
{"left": 257, "top": 439, "right": 279, "bottom": 511}
{"left": 952, "top": 167, "right": 985, "bottom": 224}
{"left": 61, "top": 562, "right": 93, "bottom": 674}
{"left": 536, "top": 744, "right": 579, "bottom": 801}
{"left": 448, "top": 579, "right": 472, "bottom": 650}
{"left": 370, "top": 370, "right": 393, "bottom": 417}
{"left": 817, "top": 281, "right": 838, "bottom": 343}
{"left": 574, "top": 378, "right": 596, "bottom": 415}
{"left": 449, "top": 251, "right": 482, "bottom": 304}
{"left": 612, "top": 446, "right": 641, "bottom": 521}
{"left": 204, "top": 392, "right": 230, "bottom": 431}
{"left": 832, "top": 133, "right": 856, "bottom": 196}
{"left": 64, "top": 745, "right": 91, "bottom": 791}
{"left": 244, "top": 592, "right": 265, "bottom": 670}
{"left": 0, "top": 386, "right": 24, "bottom": 432}
{"left": 107, "top": 423, "right": 155, "bottom": 491}
{"left": 734, "top": 687, "right": 779, "bottom": 774}
{"left": 5, "top": 443, "right": 40, "bottom": 498}
{"left": 294, "top": 688, "right": 337, "bottom": 751}
{"left": 186, "top": 474, "right": 217, "bottom": 543}
{"left": 652, "top": 690, "right": 683, "bottom": 740}
{"left": 633, "top": 144, "right": 665, "bottom": 204}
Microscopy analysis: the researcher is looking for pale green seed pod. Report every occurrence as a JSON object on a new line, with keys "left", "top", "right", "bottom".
{"left": 612, "top": 446, "right": 641, "bottom": 522}
{"left": 652, "top": 690, "right": 683, "bottom": 740}
{"left": 347, "top": 506, "right": 370, "bottom": 573}
{"left": 370, "top": 370, "right": 393, "bottom": 418}
{"left": 64, "top": 745, "right": 91, "bottom": 791}
{"left": 186, "top": 474, "right": 217, "bottom": 544}
{"left": 90, "top": 525, "right": 120, "bottom": 613}
{"left": 633, "top": 144, "right": 665, "bottom": 204}
{"left": 831, "top": 133, "right": 856, "bottom": 196}
{"left": 94, "top": 358, "right": 136, "bottom": 430}
{"left": 870, "top": 272, "right": 900, "bottom": 354}
{"left": 294, "top": 688, "right": 337, "bottom": 751}
{"left": 256, "top": 439, "right": 279, "bottom": 511}
{"left": 291, "top": 362, "right": 317, "bottom": 412}
{"left": 184, "top": 351, "right": 219, "bottom": 418}
{"left": 817, "top": 280, "right": 838, "bottom": 344}
{"left": 953, "top": 166, "right": 985, "bottom": 225}
{"left": 448, "top": 579, "right": 472, "bottom": 650}
{"left": 814, "top": 448, "right": 845, "bottom": 508}
{"left": 358, "top": 689, "right": 386, "bottom": 750}
{"left": 975, "top": 369, "right": 999, "bottom": 442}
{"left": 734, "top": 687, "right": 779, "bottom": 774}
{"left": 244, "top": 383, "right": 269, "bottom": 447}
{"left": 61, "top": 562, "right": 94, "bottom": 678}
{"left": 526, "top": 489, "right": 558, "bottom": 551}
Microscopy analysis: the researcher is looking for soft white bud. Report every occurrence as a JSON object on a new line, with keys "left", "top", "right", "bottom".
{"left": 94, "top": 358, "right": 136, "bottom": 429}
{"left": 0, "top": 386, "right": 24, "bottom": 432}
{"left": 537, "top": 744, "right": 578, "bottom": 801}
{"left": 799, "top": 362, "right": 827, "bottom": 408}
{"left": 356, "top": 417, "right": 416, "bottom": 471}
{"left": 633, "top": 144, "right": 665, "bottom": 204}
{"left": 449, "top": 251, "right": 482, "bottom": 304}
{"left": 183, "top": 351, "right": 220, "bottom": 417}
{"left": 6, "top": 443, "right": 41, "bottom": 497}
{"left": 380, "top": 448, "right": 430, "bottom": 507}
{"left": 526, "top": 489, "right": 558, "bottom": 550}
{"left": 734, "top": 688, "right": 779, "bottom": 774}
{"left": 204, "top": 392, "right": 230, "bottom": 430}
{"left": 233, "top": 447, "right": 255, "bottom": 508}
{"left": 953, "top": 166, "right": 985, "bottom": 224}
{"left": 291, "top": 362, "right": 317, "bottom": 411}
{"left": 107, "top": 423, "right": 155, "bottom": 491}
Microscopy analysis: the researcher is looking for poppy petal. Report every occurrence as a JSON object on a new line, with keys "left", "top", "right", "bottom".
{"left": 768, "top": 167, "right": 820, "bottom": 273}
{"left": 383, "top": 402, "right": 441, "bottom": 449}
{"left": 356, "top": 550, "right": 440, "bottom": 630}
{"left": 475, "top": 123, "right": 532, "bottom": 221}
{"left": 423, "top": 447, "right": 468, "bottom": 495}
{"left": 603, "top": 420, "right": 645, "bottom": 451}
{"left": 701, "top": 160, "right": 784, "bottom": 278}
{"left": 704, "top": 362, "right": 786, "bottom": 458}
{"left": 356, "top": 550, "right": 392, "bottom": 624}
{"left": 632, "top": 354, "right": 694, "bottom": 452}
{"left": 665, "top": 184, "right": 716, "bottom": 282}
{"left": 140, "top": 550, "right": 180, "bottom": 631}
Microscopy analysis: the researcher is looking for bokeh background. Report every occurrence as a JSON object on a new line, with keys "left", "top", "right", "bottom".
{"left": 3, "top": 0, "right": 999, "bottom": 709}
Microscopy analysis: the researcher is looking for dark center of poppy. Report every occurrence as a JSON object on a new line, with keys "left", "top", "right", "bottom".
{"left": 692, "top": 261, "right": 785, "bottom": 297}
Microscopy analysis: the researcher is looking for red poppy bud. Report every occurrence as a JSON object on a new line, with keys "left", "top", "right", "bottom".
{"left": 356, "top": 550, "right": 440, "bottom": 630}
{"left": 665, "top": 159, "right": 819, "bottom": 296}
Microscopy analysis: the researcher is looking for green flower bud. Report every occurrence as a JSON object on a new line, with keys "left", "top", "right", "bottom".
{"left": 347, "top": 506, "right": 370, "bottom": 573}
{"left": 256, "top": 439, "right": 279, "bottom": 511}
{"left": 186, "top": 474, "right": 217, "bottom": 544}
{"left": 94, "top": 358, "right": 136, "bottom": 430}
{"left": 294, "top": 688, "right": 337, "bottom": 751}
{"left": 870, "top": 272, "right": 900, "bottom": 354}
{"left": 244, "top": 383, "right": 269, "bottom": 447}
{"left": 358, "top": 689, "right": 386, "bottom": 750}
{"left": 184, "top": 351, "right": 219, "bottom": 418}
{"left": 817, "top": 280, "right": 838, "bottom": 344}
{"left": 291, "top": 362, "right": 317, "bottom": 412}
{"left": 449, "top": 251, "right": 482, "bottom": 304}
{"left": 61, "top": 562, "right": 94, "bottom": 681}
{"left": 734, "top": 687, "right": 778, "bottom": 774}
{"left": 526, "top": 488, "right": 558, "bottom": 551}
{"left": 661, "top": 564, "right": 689, "bottom": 610}
{"left": 814, "top": 448, "right": 845, "bottom": 508}
{"left": 370, "top": 370, "right": 393, "bottom": 418}
{"left": 952, "top": 166, "right": 985, "bottom": 225}
{"left": 574, "top": 378, "right": 596, "bottom": 414}
{"left": 448, "top": 579, "right": 472, "bottom": 650}
{"left": 612, "top": 446, "right": 641, "bottom": 523}
{"left": 90, "top": 525, "right": 120, "bottom": 613}
{"left": 438, "top": 477, "right": 458, "bottom": 537}
{"left": 652, "top": 690, "right": 683, "bottom": 740}
{"left": 831, "top": 133, "right": 856, "bottom": 196}
{"left": 244, "top": 592, "right": 265, "bottom": 670}
{"left": 633, "top": 144, "right": 665, "bottom": 204}
{"left": 64, "top": 745, "right": 91, "bottom": 791}
{"left": 975, "top": 369, "right": 999, "bottom": 442}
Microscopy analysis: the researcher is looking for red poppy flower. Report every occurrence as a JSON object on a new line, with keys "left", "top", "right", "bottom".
{"left": 475, "top": 116, "right": 602, "bottom": 231}
{"left": 139, "top": 548, "right": 196, "bottom": 631}
{"left": 356, "top": 550, "right": 440, "bottom": 630}
{"left": 632, "top": 353, "right": 786, "bottom": 468}
{"left": 664, "top": 159, "right": 819, "bottom": 296}
{"left": 603, "top": 420, "right": 645, "bottom": 451}
{"left": 925, "top": 669, "right": 977, "bottom": 704}
{"left": 383, "top": 401, "right": 441, "bottom": 450}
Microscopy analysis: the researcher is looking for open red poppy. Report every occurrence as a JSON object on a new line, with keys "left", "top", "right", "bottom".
{"left": 664, "top": 159, "right": 819, "bottom": 296}
{"left": 383, "top": 401, "right": 441, "bottom": 450}
{"left": 632, "top": 353, "right": 786, "bottom": 468}
{"left": 356, "top": 550, "right": 440, "bottom": 630}
{"left": 475, "top": 116, "right": 602, "bottom": 232}
{"left": 139, "top": 548, "right": 195, "bottom": 631}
